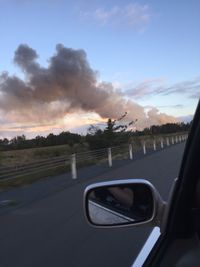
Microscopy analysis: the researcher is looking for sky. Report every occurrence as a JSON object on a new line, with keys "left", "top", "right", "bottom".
{"left": 0, "top": 0, "right": 199, "bottom": 138}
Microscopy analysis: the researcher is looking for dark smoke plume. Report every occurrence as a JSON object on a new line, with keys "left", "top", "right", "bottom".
{"left": 0, "top": 44, "right": 176, "bottom": 129}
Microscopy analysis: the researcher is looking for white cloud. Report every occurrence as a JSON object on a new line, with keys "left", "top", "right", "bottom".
{"left": 126, "top": 76, "right": 200, "bottom": 99}
{"left": 81, "top": 3, "right": 151, "bottom": 31}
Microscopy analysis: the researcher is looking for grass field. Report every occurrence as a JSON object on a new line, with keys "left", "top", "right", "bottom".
{"left": 0, "top": 132, "right": 186, "bottom": 167}
{"left": 0, "top": 142, "right": 89, "bottom": 167}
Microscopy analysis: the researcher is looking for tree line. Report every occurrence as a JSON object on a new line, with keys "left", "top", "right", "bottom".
{"left": 0, "top": 120, "right": 192, "bottom": 151}
{"left": 85, "top": 120, "right": 191, "bottom": 150}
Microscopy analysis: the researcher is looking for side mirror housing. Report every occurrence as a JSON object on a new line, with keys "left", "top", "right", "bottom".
{"left": 84, "top": 179, "right": 165, "bottom": 228}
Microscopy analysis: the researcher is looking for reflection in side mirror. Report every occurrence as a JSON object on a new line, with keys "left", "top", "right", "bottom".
{"left": 84, "top": 180, "right": 156, "bottom": 227}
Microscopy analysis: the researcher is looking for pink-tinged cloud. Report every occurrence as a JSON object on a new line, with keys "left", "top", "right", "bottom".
{"left": 0, "top": 44, "right": 177, "bottom": 136}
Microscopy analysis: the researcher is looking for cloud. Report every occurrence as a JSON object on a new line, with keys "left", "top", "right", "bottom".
{"left": 0, "top": 111, "right": 104, "bottom": 139}
{"left": 156, "top": 104, "right": 184, "bottom": 109}
{"left": 0, "top": 43, "right": 177, "bottom": 137}
{"left": 161, "top": 78, "right": 200, "bottom": 98}
{"left": 126, "top": 78, "right": 165, "bottom": 99}
{"left": 126, "top": 77, "right": 200, "bottom": 99}
{"left": 81, "top": 3, "right": 151, "bottom": 31}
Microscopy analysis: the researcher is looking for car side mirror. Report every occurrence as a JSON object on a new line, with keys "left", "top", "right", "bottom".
{"left": 84, "top": 179, "right": 165, "bottom": 227}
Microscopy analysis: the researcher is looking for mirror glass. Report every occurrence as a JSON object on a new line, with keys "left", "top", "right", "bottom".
{"left": 86, "top": 183, "right": 154, "bottom": 226}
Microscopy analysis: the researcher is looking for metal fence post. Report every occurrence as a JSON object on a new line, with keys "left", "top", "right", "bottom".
{"left": 108, "top": 148, "right": 112, "bottom": 167}
{"left": 71, "top": 153, "right": 77, "bottom": 179}
{"left": 129, "top": 144, "right": 133, "bottom": 160}
{"left": 143, "top": 141, "right": 146, "bottom": 155}
{"left": 153, "top": 140, "right": 156, "bottom": 151}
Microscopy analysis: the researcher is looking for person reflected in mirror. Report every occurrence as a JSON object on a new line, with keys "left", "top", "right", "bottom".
{"left": 90, "top": 185, "right": 153, "bottom": 222}
{"left": 108, "top": 187, "right": 134, "bottom": 208}
{"left": 130, "top": 185, "right": 153, "bottom": 221}
{"left": 108, "top": 185, "right": 153, "bottom": 221}
{"left": 91, "top": 187, "right": 131, "bottom": 209}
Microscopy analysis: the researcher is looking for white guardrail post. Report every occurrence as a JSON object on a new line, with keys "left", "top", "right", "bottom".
{"left": 172, "top": 136, "right": 174, "bottom": 145}
{"left": 166, "top": 137, "right": 170, "bottom": 146}
{"left": 71, "top": 153, "right": 77, "bottom": 179}
{"left": 153, "top": 140, "right": 156, "bottom": 151}
{"left": 129, "top": 144, "right": 133, "bottom": 160}
{"left": 143, "top": 141, "right": 146, "bottom": 155}
{"left": 108, "top": 148, "right": 112, "bottom": 167}
{"left": 160, "top": 138, "right": 164, "bottom": 149}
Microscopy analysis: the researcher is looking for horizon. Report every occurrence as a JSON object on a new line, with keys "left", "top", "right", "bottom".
{"left": 1, "top": 119, "right": 193, "bottom": 141}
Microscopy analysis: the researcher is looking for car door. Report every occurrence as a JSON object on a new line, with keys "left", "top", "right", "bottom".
{"left": 142, "top": 99, "right": 200, "bottom": 267}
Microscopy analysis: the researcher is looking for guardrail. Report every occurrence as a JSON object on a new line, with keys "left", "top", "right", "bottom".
{"left": 0, "top": 134, "right": 188, "bottom": 181}
{"left": 0, "top": 155, "right": 70, "bottom": 181}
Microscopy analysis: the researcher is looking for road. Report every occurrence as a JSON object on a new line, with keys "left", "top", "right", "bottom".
{"left": 0, "top": 143, "right": 185, "bottom": 267}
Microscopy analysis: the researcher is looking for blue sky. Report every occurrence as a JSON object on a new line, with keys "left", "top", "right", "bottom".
{"left": 0, "top": 0, "right": 199, "bottom": 137}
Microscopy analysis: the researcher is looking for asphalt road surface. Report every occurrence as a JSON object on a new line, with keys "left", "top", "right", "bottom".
{"left": 0, "top": 143, "right": 185, "bottom": 267}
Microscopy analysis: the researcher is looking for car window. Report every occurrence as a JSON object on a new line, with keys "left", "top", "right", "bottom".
{"left": 0, "top": 1, "right": 199, "bottom": 267}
